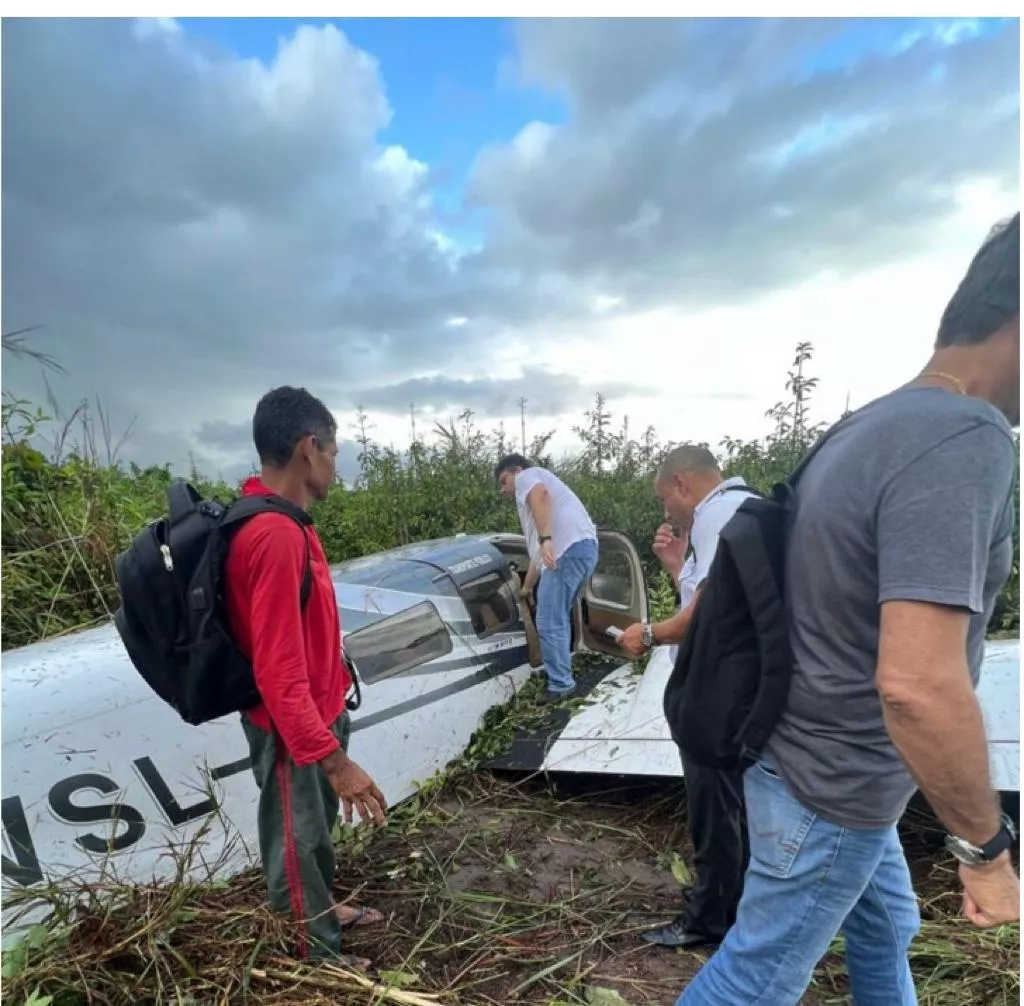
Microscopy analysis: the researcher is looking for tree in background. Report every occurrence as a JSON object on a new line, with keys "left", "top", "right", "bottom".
{"left": 2, "top": 344, "right": 1018, "bottom": 650}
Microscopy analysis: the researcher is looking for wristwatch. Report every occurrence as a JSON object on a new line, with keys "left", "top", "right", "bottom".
{"left": 640, "top": 622, "right": 655, "bottom": 649}
{"left": 539, "top": 534, "right": 552, "bottom": 544}
{"left": 944, "top": 814, "right": 1017, "bottom": 866}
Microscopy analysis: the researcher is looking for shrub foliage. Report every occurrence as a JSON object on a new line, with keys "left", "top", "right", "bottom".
{"left": 2, "top": 344, "right": 1018, "bottom": 651}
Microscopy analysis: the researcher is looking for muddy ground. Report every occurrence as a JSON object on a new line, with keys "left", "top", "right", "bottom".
{"left": 7, "top": 770, "right": 1018, "bottom": 1006}
{"left": 332, "top": 773, "right": 1018, "bottom": 1006}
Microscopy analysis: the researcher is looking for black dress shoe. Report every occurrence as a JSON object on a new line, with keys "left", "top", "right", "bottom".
{"left": 641, "top": 915, "right": 722, "bottom": 949}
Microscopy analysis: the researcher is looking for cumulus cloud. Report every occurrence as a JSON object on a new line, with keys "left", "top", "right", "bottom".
{"left": 1, "top": 19, "right": 492, "bottom": 457}
{"left": 193, "top": 419, "right": 258, "bottom": 456}
{"left": 1, "top": 17, "right": 1017, "bottom": 475}
{"left": 352, "top": 367, "right": 653, "bottom": 417}
{"left": 468, "top": 18, "right": 1019, "bottom": 315}
{"left": 191, "top": 419, "right": 364, "bottom": 485}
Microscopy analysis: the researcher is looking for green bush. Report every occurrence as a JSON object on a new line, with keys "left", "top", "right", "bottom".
{"left": 2, "top": 344, "right": 1017, "bottom": 651}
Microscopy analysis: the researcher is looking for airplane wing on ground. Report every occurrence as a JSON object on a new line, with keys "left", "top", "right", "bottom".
{"left": 485, "top": 651, "right": 680, "bottom": 778}
{"left": 977, "top": 638, "right": 1020, "bottom": 794}
{"left": 488, "top": 639, "right": 1022, "bottom": 794}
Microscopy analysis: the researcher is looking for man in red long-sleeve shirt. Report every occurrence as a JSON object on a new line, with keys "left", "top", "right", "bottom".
{"left": 225, "top": 385, "right": 387, "bottom": 968}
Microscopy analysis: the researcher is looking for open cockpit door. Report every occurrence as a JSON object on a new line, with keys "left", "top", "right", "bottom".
{"left": 579, "top": 530, "right": 649, "bottom": 659}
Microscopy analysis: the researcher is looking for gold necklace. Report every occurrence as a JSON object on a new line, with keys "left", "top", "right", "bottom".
{"left": 920, "top": 371, "right": 967, "bottom": 395}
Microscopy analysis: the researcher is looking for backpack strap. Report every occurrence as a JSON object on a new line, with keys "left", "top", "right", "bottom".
{"left": 722, "top": 483, "right": 763, "bottom": 497}
{"left": 777, "top": 408, "right": 864, "bottom": 493}
{"left": 220, "top": 494, "right": 316, "bottom": 610}
{"left": 219, "top": 493, "right": 313, "bottom": 526}
{"left": 298, "top": 534, "right": 313, "bottom": 610}
{"left": 688, "top": 483, "right": 761, "bottom": 567}
{"left": 721, "top": 515, "right": 789, "bottom": 760}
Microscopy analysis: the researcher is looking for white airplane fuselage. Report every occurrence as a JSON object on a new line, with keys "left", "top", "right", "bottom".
{"left": 2, "top": 531, "right": 1019, "bottom": 939}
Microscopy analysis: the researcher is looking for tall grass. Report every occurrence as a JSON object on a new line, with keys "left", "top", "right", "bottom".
{"left": 4, "top": 342, "right": 1017, "bottom": 652}
{"left": 1, "top": 341, "right": 1019, "bottom": 1004}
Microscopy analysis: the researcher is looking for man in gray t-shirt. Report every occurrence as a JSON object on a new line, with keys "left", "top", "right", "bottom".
{"left": 767, "top": 388, "right": 1016, "bottom": 830}
{"left": 678, "top": 215, "right": 1020, "bottom": 1006}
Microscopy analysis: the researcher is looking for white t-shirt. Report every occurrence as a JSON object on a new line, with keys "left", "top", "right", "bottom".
{"left": 514, "top": 467, "right": 597, "bottom": 568}
{"left": 668, "top": 476, "right": 754, "bottom": 660}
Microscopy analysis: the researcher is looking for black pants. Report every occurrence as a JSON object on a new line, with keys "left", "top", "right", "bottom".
{"left": 679, "top": 749, "right": 749, "bottom": 938}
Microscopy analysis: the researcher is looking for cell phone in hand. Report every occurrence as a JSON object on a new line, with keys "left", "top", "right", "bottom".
{"left": 605, "top": 626, "right": 624, "bottom": 641}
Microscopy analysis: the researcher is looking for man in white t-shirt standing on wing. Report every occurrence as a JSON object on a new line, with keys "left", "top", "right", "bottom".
{"left": 495, "top": 454, "right": 599, "bottom": 703}
{"left": 620, "top": 445, "right": 756, "bottom": 950}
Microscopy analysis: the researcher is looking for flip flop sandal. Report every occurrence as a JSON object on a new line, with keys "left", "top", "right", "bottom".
{"left": 338, "top": 906, "right": 384, "bottom": 930}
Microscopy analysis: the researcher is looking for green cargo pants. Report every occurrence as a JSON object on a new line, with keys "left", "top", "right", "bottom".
{"left": 241, "top": 712, "right": 350, "bottom": 961}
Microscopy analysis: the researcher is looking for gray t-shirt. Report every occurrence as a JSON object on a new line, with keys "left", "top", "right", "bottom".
{"left": 766, "top": 387, "right": 1016, "bottom": 829}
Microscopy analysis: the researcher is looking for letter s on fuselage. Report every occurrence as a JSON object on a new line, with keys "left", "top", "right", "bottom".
{"left": 2, "top": 753, "right": 251, "bottom": 889}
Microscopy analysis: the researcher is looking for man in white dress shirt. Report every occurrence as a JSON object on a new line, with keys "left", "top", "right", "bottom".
{"left": 620, "top": 445, "right": 756, "bottom": 949}
{"left": 495, "top": 454, "right": 599, "bottom": 702}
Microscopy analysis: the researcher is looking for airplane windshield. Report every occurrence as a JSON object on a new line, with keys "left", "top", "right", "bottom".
{"left": 335, "top": 557, "right": 461, "bottom": 598}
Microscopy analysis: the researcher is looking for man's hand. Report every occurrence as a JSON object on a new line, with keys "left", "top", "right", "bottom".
{"left": 652, "top": 523, "right": 687, "bottom": 580}
{"left": 960, "top": 856, "right": 1020, "bottom": 927}
{"left": 519, "top": 584, "right": 536, "bottom": 615}
{"left": 619, "top": 622, "right": 648, "bottom": 657}
{"left": 320, "top": 750, "right": 387, "bottom": 826}
{"left": 541, "top": 539, "right": 557, "bottom": 570}
{"left": 521, "top": 562, "right": 539, "bottom": 597}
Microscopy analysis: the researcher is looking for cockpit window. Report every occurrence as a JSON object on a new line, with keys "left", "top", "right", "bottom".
{"left": 459, "top": 571, "right": 518, "bottom": 639}
{"left": 588, "top": 549, "right": 634, "bottom": 608}
{"left": 344, "top": 601, "right": 453, "bottom": 684}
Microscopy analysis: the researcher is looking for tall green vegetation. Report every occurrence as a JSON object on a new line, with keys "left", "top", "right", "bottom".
{"left": 2, "top": 344, "right": 1018, "bottom": 651}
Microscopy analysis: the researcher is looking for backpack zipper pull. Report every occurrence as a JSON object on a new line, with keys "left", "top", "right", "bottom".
{"left": 160, "top": 545, "right": 174, "bottom": 571}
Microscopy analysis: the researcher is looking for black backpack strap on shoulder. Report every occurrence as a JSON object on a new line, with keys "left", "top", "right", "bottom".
{"left": 221, "top": 494, "right": 315, "bottom": 610}
{"left": 218, "top": 494, "right": 287, "bottom": 526}
{"left": 723, "top": 484, "right": 763, "bottom": 497}
{"left": 721, "top": 514, "right": 790, "bottom": 762}
{"left": 776, "top": 407, "right": 864, "bottom": 495}
{"left": 220, "top": 493, "right": 315, "bottom": 532}
{"left": 298, "top": 532, "right": 313, "bottom": 610}
{"left": 258, "top": 496, "right": 314, "bottom": 610}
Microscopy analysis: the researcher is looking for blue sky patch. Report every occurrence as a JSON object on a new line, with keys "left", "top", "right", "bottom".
{"left": 178, "top": 17, "right": 565, "bottom": 212}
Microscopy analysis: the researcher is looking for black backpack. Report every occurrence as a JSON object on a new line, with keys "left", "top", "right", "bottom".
{"left": 662, "top": 428, "right": 845, "bottom": 771}
{"left": 113, "top": 481, "right": 314, "bottom": 725}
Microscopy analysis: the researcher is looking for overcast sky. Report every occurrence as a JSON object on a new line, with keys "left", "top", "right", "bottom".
{"left": 2, "top": 17, "right": 1018, "bottom": 484}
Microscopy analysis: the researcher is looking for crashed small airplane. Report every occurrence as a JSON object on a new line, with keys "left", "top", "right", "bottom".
{"left": 2, "top": 528, "right": 1019, "bottom": 933}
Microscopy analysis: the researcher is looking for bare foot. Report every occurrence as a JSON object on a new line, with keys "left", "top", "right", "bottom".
{"left": 335, "top": 904, "right": 385, "bottom": 929}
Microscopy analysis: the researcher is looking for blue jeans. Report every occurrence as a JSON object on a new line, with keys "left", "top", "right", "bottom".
{"left": 535, "top": 537, "right": 599, "bottom": 694}
{"left": 677, "top": 760, "right": 920, "bottom": 1006}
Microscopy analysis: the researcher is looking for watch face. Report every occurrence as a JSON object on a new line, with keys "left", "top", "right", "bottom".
{"left": 946, "top": 817, "right": 1017, "bottom": 866}
{"left": 944, "top": 835, "right": 985, "bottom": 866}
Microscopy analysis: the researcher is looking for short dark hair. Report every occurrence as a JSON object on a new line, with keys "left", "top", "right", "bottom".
{"left": 658, "top": 444, "right": 719, "bottom": 479}
{"left": 936, "top": 212, "right": 1019, "bottom": 348}
{"left": 253, "top": 386, "right": 337, "bottom": 468}
{"left": 494, "top": 453, "right": 532, "bottom": 482}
